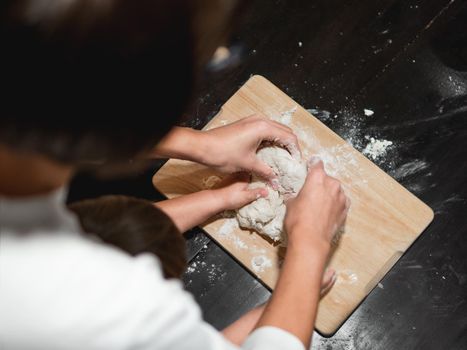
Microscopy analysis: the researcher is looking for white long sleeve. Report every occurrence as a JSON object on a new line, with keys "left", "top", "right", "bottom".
{"left": 0, "top": 189, "right": 304, "bottom": 350}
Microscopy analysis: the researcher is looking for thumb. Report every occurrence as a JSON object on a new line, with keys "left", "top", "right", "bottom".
{"left": 250, "top": 159, "right": 278, "bottom": 188}
{"left": 239, "top": 186, "right": 269, "bottom": 207}
{"left": 307, "top": 156, "right": 324, "bottom": 171}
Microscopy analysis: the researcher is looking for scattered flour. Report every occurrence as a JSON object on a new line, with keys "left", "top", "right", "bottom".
{"left": 251, "top": 255, "right": 272, "bottom": 273}
{"left": 306, "top": 108, "right": 332, "bottom": 122}
{"left": 336, "top": 269, "right": 358, "bottom": 285}
{"left": 276, "top": 106, "right": 297, "bottom": 125}
{"left": 218, "top": 218, "right": 239, "bottom": 236}
{"left": 206, "top": 263, "right": 225, "bottom": 283}
{"left": 184, "top": 257, "right": 225, "bottom": 285}
{"left": 362, "top": 137, "right": 393, "bottom": 160}
{"left": 232, "top": 236, "right": 248, "bottom": 249}
{"left": 272, "top": 107, "right": 363, "bottom": 182}
{"left": 217, "top": 218, "right": 252, "bottom": 250}
{"left": 389, "top": 159, "right": 428, "bottom": 180}
{"left": 292, "top": 124, "right": 366, "bottom": 188}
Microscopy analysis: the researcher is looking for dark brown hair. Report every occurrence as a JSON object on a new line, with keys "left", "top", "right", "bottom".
{"left": 0, "top": 0, "right": 244, "bottom": 165}
{"left": 69, "top": 195, "right": 187, "bottom": 279}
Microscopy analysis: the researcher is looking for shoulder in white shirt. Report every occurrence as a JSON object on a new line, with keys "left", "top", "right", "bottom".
{"left": 0, "top": 189, "right": 304, "bottom": 350}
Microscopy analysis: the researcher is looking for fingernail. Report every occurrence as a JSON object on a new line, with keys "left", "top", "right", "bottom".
{"left": 331, "top": 271, "right": 337, "bottom": 284}
{"left": 271, "top": 178, "right": 280, "bottom": 190}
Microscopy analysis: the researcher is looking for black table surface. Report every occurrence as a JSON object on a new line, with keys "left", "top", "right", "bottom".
{"left": 68, "top": 1, "right": 467, "bottom": 348}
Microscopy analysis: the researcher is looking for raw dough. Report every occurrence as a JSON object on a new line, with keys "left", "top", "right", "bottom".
{"left": 236, "top": 146, "right": 307, "bottom": 242}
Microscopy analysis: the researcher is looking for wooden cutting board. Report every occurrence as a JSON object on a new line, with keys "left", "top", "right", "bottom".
{"left": 152, "top": 75, "right": 434, "bottom": 335}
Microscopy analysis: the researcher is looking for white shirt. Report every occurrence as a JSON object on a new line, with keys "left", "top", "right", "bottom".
{"left": 0, "top": 188, "right": 304, "bottom": 350}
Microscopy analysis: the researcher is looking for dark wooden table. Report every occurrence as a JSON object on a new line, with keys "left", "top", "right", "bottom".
{"left": 69, "top": 1, "right": 467, "bottom": 348}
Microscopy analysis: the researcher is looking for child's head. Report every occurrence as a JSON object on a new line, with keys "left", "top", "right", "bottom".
{"left": 0, "top": 0, "right": 244, "bottom": 166}
{"left": 69, "top": 195, "right": 187, "bottom": 279}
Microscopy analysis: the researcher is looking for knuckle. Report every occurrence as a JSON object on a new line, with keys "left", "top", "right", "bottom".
{"left": 314, "top": 168, "right": 326, "bottom": 179}
{"left": 329, "top": 180, "right": 341, "bottom": 193}
{"left": 283, "top": 125, "right": 293, "bottom": 133}
{"left": 257, "top": 119, "right": 270, "bottom": 131}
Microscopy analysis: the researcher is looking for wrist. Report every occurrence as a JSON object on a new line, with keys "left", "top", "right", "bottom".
{"left": 151, "top": 127, "right": 203, "bottom": 161}
{"left": 171, "top": 127, "right": 211, "bottom": 165}
{"left": 286, "top": 227, "right": 331, "bottom": 258}
{"left": 181, "top": 128, "right": 206, "bottom": 162}
{"left": 196, "top": 130, "right": 226, "bottom": 168}
{"left": 284, "top": 242, "right": 330, "bottom": 277}
{"left": 205, "top": 188, "right": 231, "bottom": 214}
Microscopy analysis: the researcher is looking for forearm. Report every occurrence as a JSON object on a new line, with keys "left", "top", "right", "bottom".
{"left": 154, "top": 190, "right": 224, "bottom": 233}
{"left": 222, "top": 305, "right": 266, "bottom": 346}
{"left": 255, "top": 237, "right": 330, "bottom": 348}
{"left": 151, "top": 127, "right": 209, "bottom": 163}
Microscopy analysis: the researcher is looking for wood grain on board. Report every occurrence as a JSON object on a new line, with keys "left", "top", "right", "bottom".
{"left": 152, "top": 75, "right": 434, "bottom": 335}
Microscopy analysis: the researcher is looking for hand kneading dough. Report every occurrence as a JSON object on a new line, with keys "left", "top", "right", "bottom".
{"left": 236, "top": 146, "right": 307, "bottom": 242}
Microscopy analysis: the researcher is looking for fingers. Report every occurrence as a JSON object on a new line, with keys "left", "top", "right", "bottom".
{"left": 241, "top": 186, "right": 268, "bottom": 206}
{"left": 249, "top": 159, "right": 279, "bottom": 187}
{"left": 302, "top": 158, "right": 326, "bottom": 190}
{"left": 320, "top": 268, "right": 337, "bottom": 297}
{"left": 307, "top": 157, "right": 325, "bottom": 171}
{"left": 269, "top": 119, "right": 295, "bottom": 133}
{"left": 321, "top": 267, "right": 335, "bottom": 286}
{"left": 254, "top": 117, "right": 302, "bottom": 159}
{"left": 246, "top": 114, "right": 294, "bottom": 134}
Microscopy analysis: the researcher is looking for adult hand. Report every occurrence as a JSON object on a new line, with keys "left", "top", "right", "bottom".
{"left": 254, "top": 161, "right": 347, "bottom": 347}
{"left": 284, "top": 158, "right": 350, "bottom": 252}
{"left": 201, "top": 115, "right": 300, "bottom": 183}
{"left": 222, "top": 267, "right": 336, "bottom": 346}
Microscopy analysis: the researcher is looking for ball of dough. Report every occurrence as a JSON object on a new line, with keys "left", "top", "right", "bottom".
{"left": 237, "top": 181, "right": 284, "bottom": 241}
{"left": 256, "top": 146, "right": 307, "bottom": 195}
{"left": 236, "top": 145, "right": 306, "bottom": 242}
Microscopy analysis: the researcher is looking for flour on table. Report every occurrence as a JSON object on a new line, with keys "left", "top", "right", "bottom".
{"left": 218, "top": 218, "right": 239, "bottom": 236}
{"left": 336, "top": 269, "right": 358, "bottom": 285}
{"left": 362, "top": 137, "right": 393, "bottom": 160}
{"left": 232, "top": 236, "right": 248, "bottom": 249}
{"left": 276, "top": 106, "right": 297, "bottom": 125}
{"left": 236, "top": 145, "right": 306, "bottom": 242}
{"left": 251, "top": 255, "right": 272, "bottom": 273}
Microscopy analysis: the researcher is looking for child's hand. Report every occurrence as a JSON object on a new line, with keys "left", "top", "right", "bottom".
{"left": 213, "top": 173, "right": 268, "bottom": 211}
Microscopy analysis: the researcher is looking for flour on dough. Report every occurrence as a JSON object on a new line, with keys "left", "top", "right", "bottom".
{"left": 236, "top": 145, "right": 306, "bottom": 242}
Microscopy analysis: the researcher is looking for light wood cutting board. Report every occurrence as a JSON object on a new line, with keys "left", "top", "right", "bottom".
{"left": 152, "top": 75, "right": 434, "bottom": 335}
